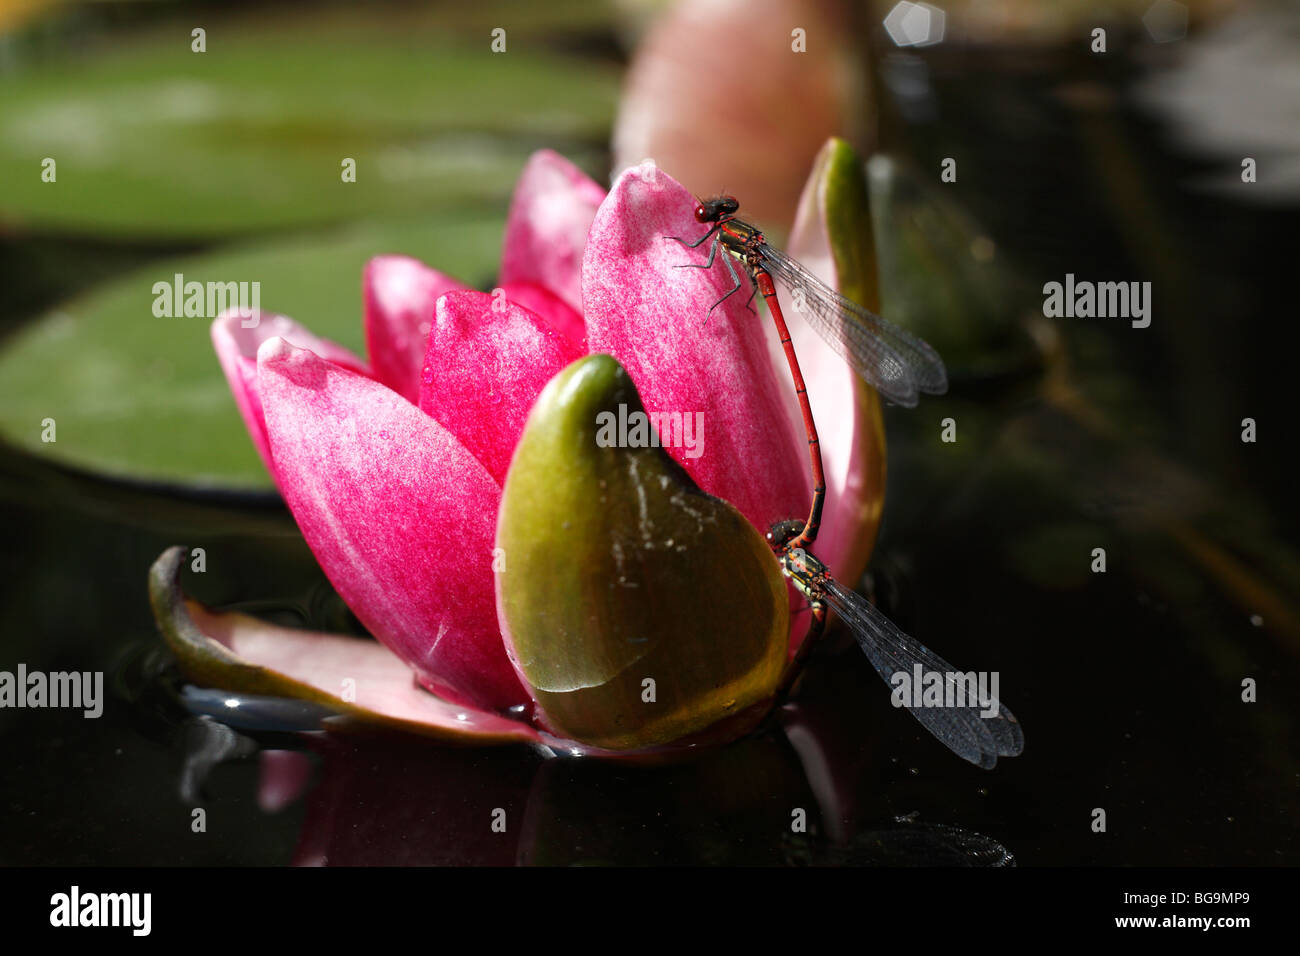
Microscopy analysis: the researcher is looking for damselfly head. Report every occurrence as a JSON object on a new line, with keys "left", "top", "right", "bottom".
{"left": 695, "top": 195, "right": 739, "bottom": 223}
{"left": 765, "top": 518, "right": 805, "bottom": 552}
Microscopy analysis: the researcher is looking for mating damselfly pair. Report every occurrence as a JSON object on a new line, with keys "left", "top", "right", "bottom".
{"left": 670, "top": 195, "right": 1023, "bottom": 768}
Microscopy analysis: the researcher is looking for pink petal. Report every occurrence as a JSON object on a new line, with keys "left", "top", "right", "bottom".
{"left": 211, "top": 310, "right": 368, "bottom": 477}
{"left": 498, "top": 279, "right": 587, "bottom": 349}
{"left": 188, "top": 601, "right": 539, "bottom": 743}
{"left": 499, "top": 149, "right": 606, "bottom": 315}
{"left": 582, "top": 163, "right": 810, "bottom": 541}
{"left": 363, "top": 255, "right": 467, "bottom": 403}
{"left": 257, "top": 337, "right": 527, "bottom": 712}
{"left": 418, "top": 290, "right": 585, "bottom": 485}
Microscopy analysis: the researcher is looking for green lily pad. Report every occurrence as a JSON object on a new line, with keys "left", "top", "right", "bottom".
{"left": 0, "top": 214, "right": 504, "bottom": 490}
{"left": 0, "top": 9, "right": 615, "bottom": 237}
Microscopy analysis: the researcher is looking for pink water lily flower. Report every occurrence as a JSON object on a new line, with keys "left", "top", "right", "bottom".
{"left": 177, "top": 149, "right": 880, "bottom": 753}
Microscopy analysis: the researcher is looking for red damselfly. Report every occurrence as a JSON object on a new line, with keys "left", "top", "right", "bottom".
{"left": 670, "top": 195, "right": 949, "bottom": 409}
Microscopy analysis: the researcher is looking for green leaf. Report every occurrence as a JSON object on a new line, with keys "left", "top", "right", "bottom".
{"left": 0, "top": 10, "right": 615, "bottom": 237}
{"left": 0, "top": 214, "right": 503, "bottom": 490}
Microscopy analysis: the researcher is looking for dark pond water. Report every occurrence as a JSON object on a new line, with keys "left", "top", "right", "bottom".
{"left": 1, "top": 9, "right": 1297, "bottom": 866}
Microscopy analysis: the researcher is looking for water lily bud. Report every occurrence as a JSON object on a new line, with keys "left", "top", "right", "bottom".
{"left": 495, "top": 354, "right": 789, "bottom": 751}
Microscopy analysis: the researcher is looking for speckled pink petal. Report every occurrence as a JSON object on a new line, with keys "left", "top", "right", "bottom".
{"left": 499, "top": 149, "right": 606, "bottom": 315}
{"left": 498, "top": 279, "right": 587, "bottom": 349}
{"left": 257, "top": 337, "right": 527, "bottom": 712}
{"left": 419, "top": 290, "right": 585, "bottom": 485}
{"left": 363, "top": 255, "right": 467, "bottom": 403}
{"left": 582, "top": 163, "right": 810, "bottom": 540}
{"left": 211, "top": 309, "right": 368, "bottom": 478}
